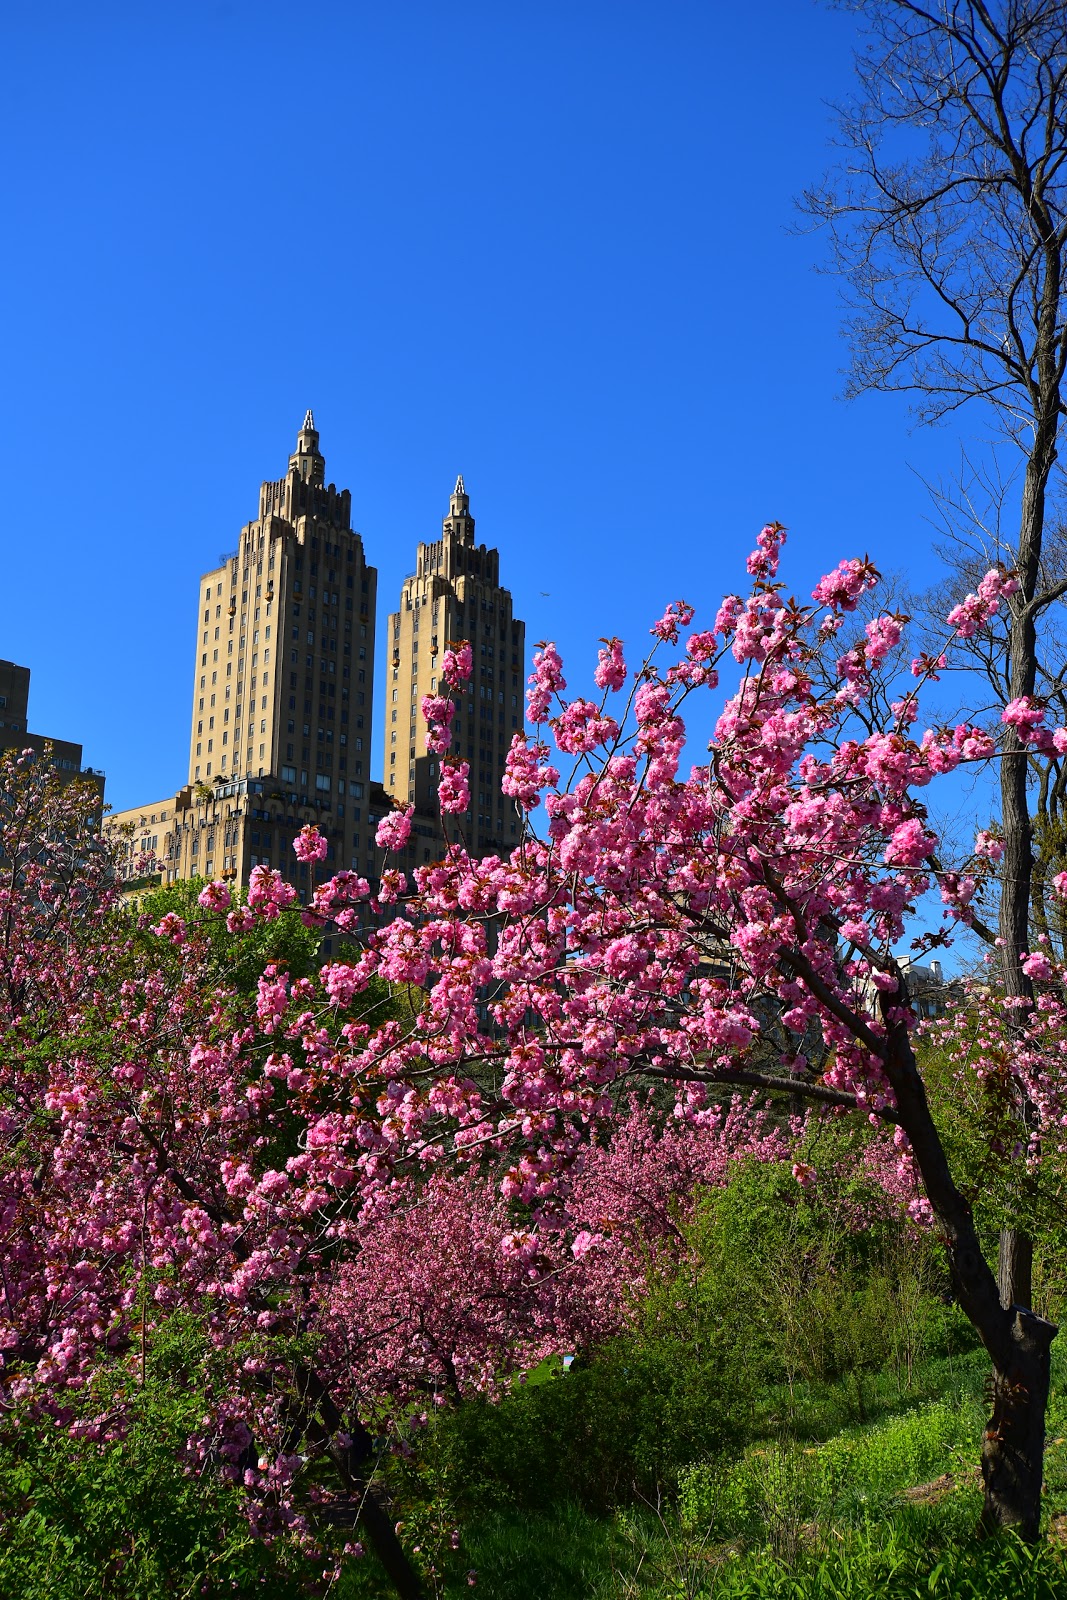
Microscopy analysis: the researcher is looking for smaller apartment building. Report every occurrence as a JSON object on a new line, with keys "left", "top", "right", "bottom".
{"left": 0, "top": 658, "right": 105, "bottom": 801}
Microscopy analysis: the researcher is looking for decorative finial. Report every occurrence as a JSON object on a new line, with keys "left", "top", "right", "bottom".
{"left": 303, "top": 408, "right": 315, "bottom": 432}
{"left": 454, "top": 474, "right": 465, "bottom": 495}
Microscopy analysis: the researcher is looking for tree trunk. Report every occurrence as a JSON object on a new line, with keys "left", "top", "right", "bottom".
{"left": 882, "top": 1019, "right": 1057, "bottom": 1540}
{"left": 295, "top": 1364, "right": 426, "bottom": 1599}
{"left": 995, "top": 441, "right": 1057, "bottom": 1420}
{"left": 980, "top": 1306, "right": 1057, "bottom": 1541}
{"left": 997, "top": 444, "right": 1051, "bottom": 997}
{"left": 341, "top": 1480, "right": 426, "bottom": 1600}
{"left": 998, "top": 1228, "right": 1034, "bottom": 1312}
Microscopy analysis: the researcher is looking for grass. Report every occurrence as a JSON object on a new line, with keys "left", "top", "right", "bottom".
{"left": 338, "top": 1346, "right": 1067, "bottom": 1598}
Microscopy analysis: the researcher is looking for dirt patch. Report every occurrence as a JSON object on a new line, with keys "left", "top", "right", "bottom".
{"left": 902, "top": 1473, "right": 956, "bottom": 1505}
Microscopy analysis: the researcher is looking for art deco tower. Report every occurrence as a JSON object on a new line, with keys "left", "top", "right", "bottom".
{"left": 384, "top": 477, "right": 525, "bottom": 858}
{"left": 182, "top": 414, "right": 379, "bottom": 888}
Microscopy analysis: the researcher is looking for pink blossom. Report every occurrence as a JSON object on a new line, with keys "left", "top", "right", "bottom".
{"left": 554, "top": 699, "right": 619, "bottom": 755}
{"left": 198, "top": 880, "right": 232, "bottom": 914}
{"left": 438, "top": 761, "right": 470, "bottom": 815}
{"left": 151, "top": 911, "right": 187, "bottom": 944}
{"left": 811, "top": 557, "right": 877, "bottom": 611}
{"left": 376, "top": 807, "right": 413, "bottom": 852}
{"left": 650, "top": 601, "right": 695, "bottom": 644}
{"left": 864, "top": 614, "right": 903, "bottom": 664}
{"left": 501, "top": 736, "right": 559, "bottom": 809}
{"left": 526, "top": 643, "right": 566, "bottom": 723}
{"left": 686, "top": 630, "right": 718, "bottom": 661}
{"left": 441, "top": 641, "right": 473, "bottom": 687}
{"left": 594, "top": 637, "right": 627, "bottom": 691}
{"left": 421, "top": 695, "right": 454, "bottom": 727}
{"left": 746, "top": 522, "right": 786, "bottom": 581}
{"left": 246, "top": 865, "right": 297, "bottom": 920}
{"left": 884, "top": 818, "right": 936, "bottom": 868}
{"left": 713, "top": 595, "right": 743, "bottom": 637}
{"left": 293, "top": 825, "right": 328, "bottom": 864}
{"left": 946, "top": 569, "right": 1014, "bottom": 638}
{"left": 1002, "top": 698, "right": 1046, "bottom": 740}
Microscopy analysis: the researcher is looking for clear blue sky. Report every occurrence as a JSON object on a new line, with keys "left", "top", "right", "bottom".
{"left": 1, "top": 1, "right": 983, "bottom": 810}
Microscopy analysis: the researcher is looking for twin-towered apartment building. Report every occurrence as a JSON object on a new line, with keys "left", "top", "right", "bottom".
{"left": 105, "top": 414, "right": 526, "bottom": 897}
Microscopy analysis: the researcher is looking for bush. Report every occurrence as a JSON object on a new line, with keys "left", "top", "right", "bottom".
{"left": 680, "top": 1156, "right": 973, "bottom": 1410}
{"left": 0, "top": 1320, "right": 312, "bottom": 1600}
{"left": 437, "top": 1339, "right": 747, "bottom": 1514}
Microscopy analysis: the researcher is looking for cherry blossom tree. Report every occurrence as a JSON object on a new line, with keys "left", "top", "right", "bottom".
{"left": 5, "top": 515, "right": 1067, "bottom": 1587}
{"left": 390, "top": 522, "right": 1060, "bottom": 1538}
{"left": 0, "top": 750, "right": 786, "bottom": 1597}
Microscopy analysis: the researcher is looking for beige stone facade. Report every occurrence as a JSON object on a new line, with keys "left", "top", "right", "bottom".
{"left": 173, "top": 414, "right": 380, "bottom": 895}
{"left": 383, "top": 478, "right": 525, "bottom": 858}
{"left": 104, "top": 424, "right": 527, "bottom": 906}
{"left": 103, "top": 794, "right": 180, "bottom": 891}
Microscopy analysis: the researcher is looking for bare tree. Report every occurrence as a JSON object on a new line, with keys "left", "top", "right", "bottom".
{"left": 918, "top": 461, "right": 1067, "bottom": 941}
{"left": 803, "top": 0, "right": 1067, "bottom": 1532}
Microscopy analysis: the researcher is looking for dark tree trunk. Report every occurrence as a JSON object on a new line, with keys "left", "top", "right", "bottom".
{"left": 296, "top": 1364, "right": 426, "bottom": 1599}
{"left": 980, "top": 1307, "right": 1056, "bottom": 1542}
{"left": 336, "top": 1476, "right": 425, "bottom": 1600}
{"left": 994, "top": 441, "right": 1058, "bottom": 1469}
{"left": 997, "top": 447, "right": 1053, "bottom": 996}
{"left": 882, "top": 1019, "right": 1057, "bottom": 1541}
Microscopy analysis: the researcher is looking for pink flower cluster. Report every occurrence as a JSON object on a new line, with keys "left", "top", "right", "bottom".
{"left": 554, "top": 698, "right": 620, "bottom": 755}
{"left": 812, "top": 556, "right": 879, "bottom": 612}
{"left": 246, "top": 865, "right": 298, "bottom": 919}
{"left": 501, "top": 735, "right": 560, "bottom": 809}
{"left": 438, "top": 760, "right": 470, "bottom": 815}
{"left": 293, "top": 824, "right": 329, "bottom": 863}
{"left": 375, "top": 807, "right": 413, "bottom": 852}
{"left": 198, "top": 880, "right": 232, "bottom": 914}
{"left": 594, "top": 637, "right": 627, "bottom": 692}
{"left": 526, "top": 643, "right": 566, "bottom": 723}
{"left": 946, "top": 568, "right": 1017, "bottom": 638}
{"left": 746, "top": 521, "right": 786, "bottom": 582}
{"left": 441, "top": 640, "right": 473, "bottom": 689}
{"left": 421, "top": 693, "right": 455, "bottom": 756}
{"left": 650, "top": 600, "right": 695, "bottom": 644}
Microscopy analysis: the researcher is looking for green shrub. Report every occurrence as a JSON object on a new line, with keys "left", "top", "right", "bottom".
{"left": 437, "top": 1340, "right": 747, "bottom": 1514}
{"left": 0, "top": 1320, "right": 312, "bottom": 1600}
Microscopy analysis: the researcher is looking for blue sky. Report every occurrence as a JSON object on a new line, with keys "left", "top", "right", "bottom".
{"left": 1, "top": 1, "right": 989, "bottom": 810}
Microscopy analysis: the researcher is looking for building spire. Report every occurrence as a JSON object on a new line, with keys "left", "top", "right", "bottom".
{"left": 289, "top": 409, "right": 325, "bottom": 487}
{"left": 448, "top": 473, "right": 471, "bottom": 525}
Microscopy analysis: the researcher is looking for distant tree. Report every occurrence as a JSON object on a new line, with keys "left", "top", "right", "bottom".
{"left": 133, "top": 875, "right": 324, "bottom": 1000}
